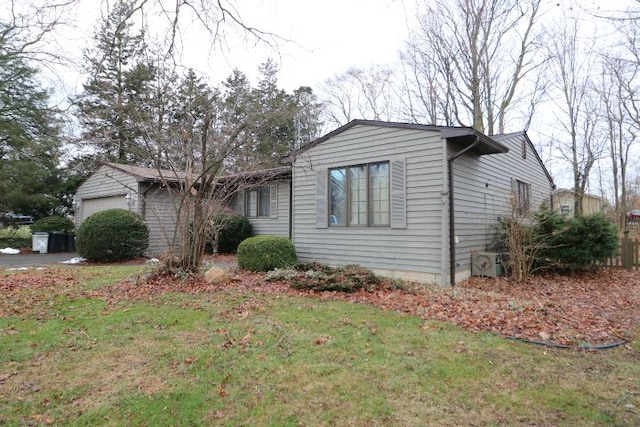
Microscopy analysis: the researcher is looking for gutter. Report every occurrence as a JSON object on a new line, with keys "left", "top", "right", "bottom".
{"left": 447, "top": 136, "right": 481, "bottom": 286}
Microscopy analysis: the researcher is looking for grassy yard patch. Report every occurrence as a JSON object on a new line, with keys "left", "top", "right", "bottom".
{"left": 0, "top": 265, "right": 638, "bottom": 426}
{"left": 0, "top": 225, "right": 32, "bottom": 250}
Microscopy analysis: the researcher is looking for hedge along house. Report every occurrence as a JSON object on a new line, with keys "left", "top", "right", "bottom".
{"left": 282, "top": 120, "right": 555, "bottom": 286}
{"left": 74, "top": 162, "right": 292, "bottom": 256}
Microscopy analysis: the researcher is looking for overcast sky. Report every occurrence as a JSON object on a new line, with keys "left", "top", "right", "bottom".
{"left": 227, "top": 0, "right": 413, "bottom": 90}
{"left": 23, "top": 0, "right": 639, "bottom": 192}
{"left": 46, "top": 0, "right": 414, "bottom": 99}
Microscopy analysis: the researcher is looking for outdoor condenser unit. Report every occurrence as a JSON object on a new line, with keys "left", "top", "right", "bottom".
{"left": 471, "top": 252, "right": 502, "bottom": 277}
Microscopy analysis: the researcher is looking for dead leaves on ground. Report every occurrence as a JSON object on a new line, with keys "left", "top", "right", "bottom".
{"left": 2, "top": 262, "right": 639, "bottom": 347}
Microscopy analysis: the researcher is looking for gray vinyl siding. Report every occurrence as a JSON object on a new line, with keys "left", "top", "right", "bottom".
{"left": 449, "top": 133, "right": 553, "bottom": 280}
{"left": 231, "top": 181, "right": 291, "bottom": 237}
{"left": 143, "top": 186, "right": 180, "bottom": 256}
{"left": 75, "top": 165, "right": 180, "bottom": 257}
{"left": 292, "top": 125, "right": 446, "bottom": 279}
{"left": 74, "top": 166, "right": 140, "bottom": 228}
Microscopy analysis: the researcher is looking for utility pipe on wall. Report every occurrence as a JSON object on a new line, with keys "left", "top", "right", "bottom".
{"left": 447, "top": 136, "right": 480, "bottom": 286}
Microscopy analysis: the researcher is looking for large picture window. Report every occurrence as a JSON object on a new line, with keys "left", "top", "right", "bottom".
{"left": 329, "top": 162, "right": 389, "bottom": 227}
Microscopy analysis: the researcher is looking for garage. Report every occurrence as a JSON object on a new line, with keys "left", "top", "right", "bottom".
{"left": 80, "top": 195, "right": 129, "bottom": 222}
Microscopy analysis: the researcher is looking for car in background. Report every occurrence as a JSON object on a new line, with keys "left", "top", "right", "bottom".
{"left": 0, "top": 213, "right": 35, "bottom": 228}
{"left": 625, "top": 209, "right": 640, "bottom": 223}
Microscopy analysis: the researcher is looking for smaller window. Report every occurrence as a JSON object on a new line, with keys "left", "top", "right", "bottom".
{"left": 246, "top": 187, "right": 270, "bottom": 217}
{"left": 516, "top": 180, "right": 530, "bottom": 216}
{"left": 522, "top": 139, "right": 527, "bottom": 159}
{"left": 258, "top": 187, "right": 270, "bottom": 217}
{"left": 560, "top": 205, "right": 571, "bottom": 215}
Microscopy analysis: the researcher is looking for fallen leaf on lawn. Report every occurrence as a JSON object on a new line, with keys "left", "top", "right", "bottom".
{"left": 315, "top": 336, "right": 332, "bottom": 345}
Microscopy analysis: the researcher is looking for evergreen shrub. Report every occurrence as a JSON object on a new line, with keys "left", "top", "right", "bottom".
{"left": 537, "top": 213, "right": 618, "bottom": 269}
{"left": 31, "top": 216, "right": 74, "bottom": 233}
{"left": 212, "top": 213, "right": 253, "bottom": 253}
{"left": 76, "top": 209, "right": 149, "bottom": 262}
{"left": 237, "top": 235, "right": 296, "bottom": 272}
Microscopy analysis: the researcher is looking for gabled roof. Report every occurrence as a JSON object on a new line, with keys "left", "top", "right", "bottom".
{"left": 491, "top": 132, "right": 555, "bottom": 189}
{"left": 553, "top": 188, "right": 603, "bottom": 200}
{"left": 281, "top": 119, "right": 509, "bottom": 163}
{"left": 102, "top": 162, "right": 291, "bottom": 185}
{"left": 103, "top": 162, "right": 186, "bottom": 183}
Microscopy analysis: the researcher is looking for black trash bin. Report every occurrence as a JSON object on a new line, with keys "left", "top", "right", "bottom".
{"left": 67, "top": 233, "right": 76, "bottom": 252}
{"left": 48, "top": 231, "right": 67, "bottom": 253}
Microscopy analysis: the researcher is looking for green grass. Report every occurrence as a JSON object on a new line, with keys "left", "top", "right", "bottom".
{"left": 1, "top": 265, "right": 639, "bottom": 426}
{"left": 0, "top": 225, "right": 32, "bottom": 248}
{"left": 0, "top": 225, "right": 32, "bottom": 239}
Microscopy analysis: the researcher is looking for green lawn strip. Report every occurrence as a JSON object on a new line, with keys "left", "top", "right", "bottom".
{"left": 0, "top": 268, "right": 638, "bottom": 426}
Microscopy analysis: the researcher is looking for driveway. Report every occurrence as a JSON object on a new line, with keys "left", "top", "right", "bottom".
{"left": 0, "top": 252, "right": 82, "bottom": 269}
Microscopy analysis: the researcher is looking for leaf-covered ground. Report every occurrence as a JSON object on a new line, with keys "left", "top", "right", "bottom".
{"left": 2, "top": 257, "right": 639, "bottom": 348}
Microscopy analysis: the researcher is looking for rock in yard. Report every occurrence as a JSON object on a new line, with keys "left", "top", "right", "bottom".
{"left": 205, "top": 267, "right": 230, "bottom": 285}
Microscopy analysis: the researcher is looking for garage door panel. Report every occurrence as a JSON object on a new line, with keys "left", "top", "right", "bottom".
{"left": 81, "top": 195, "right": 129, "bottom": 222}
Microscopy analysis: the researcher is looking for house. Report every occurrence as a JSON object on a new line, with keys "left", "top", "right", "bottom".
{"left": 75, "top": 120, "right": 554, "bottom": 285}
{"left": 74, "top": 162, "right": 291, "bottom": 256}
{"left": 552, "top": 189, "right": 605, "bottom": 217}
{"left": 282, "top": 120, "right": 555, "bottom": 285}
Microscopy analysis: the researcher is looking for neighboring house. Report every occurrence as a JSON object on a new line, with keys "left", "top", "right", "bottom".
{"left": 552, "top": 189, "right": 605, "bottom": 217}
{"left": 282, "top": 120, "right": 555, "bottom": 285}
{"left": 74, "top": 162, "right": 291, "bottom": 256}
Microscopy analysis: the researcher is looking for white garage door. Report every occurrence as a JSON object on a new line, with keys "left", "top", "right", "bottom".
{"left": 81, "top": 195, "right": 129, "bottom": 222}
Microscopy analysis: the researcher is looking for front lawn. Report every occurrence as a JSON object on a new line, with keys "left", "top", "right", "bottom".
{"left": 0, "top": 263, "right": 638, "bottom": 426}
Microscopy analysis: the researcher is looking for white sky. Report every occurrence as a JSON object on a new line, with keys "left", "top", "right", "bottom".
{"left": 239, "top": 0, "right": 412, "bottom": 90}
{"left": 19, "top": 0, "right": 640, "bottom": 193}
{"left": 47, "top": 0, "right": 413, "bottom": 98}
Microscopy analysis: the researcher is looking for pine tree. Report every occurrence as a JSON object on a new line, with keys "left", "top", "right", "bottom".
{"left": 0, "top": 22, "right": 62, "bottom": 217}
{"left": 75, "top": 0, "right": 155, "bottom": 165}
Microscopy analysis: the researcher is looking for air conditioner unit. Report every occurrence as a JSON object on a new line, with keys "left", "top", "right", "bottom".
{"left": 471, "top": 252, "right": 502, "bottom": 277}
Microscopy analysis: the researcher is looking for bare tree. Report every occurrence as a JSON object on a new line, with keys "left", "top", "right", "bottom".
{"left": 604, "top": 16, "right": 640, "bottom": 223}
{"left": 547, "top": 16, "right": 605, "bottom": 217}
{"left": 401, "top": 0, "right": 545, "bottom": 134}
{"left": 76, "top": 1, "right": 285, "bottom": 274}
{"left": 596, "top": 58, "right": 636, "bottom": 225}
{"left": 134, "top": 66, "right": 250, "bottom": 273}
{"left": 0, "top": 0, "right": 80, "bottom": 63}
{"left": 321, "top": 65, "right": 397, "bottom": 127}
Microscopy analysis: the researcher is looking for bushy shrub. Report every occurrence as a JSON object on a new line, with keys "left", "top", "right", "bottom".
{"left": 538, "top": 213, "right": 618, "bottom": 269}
{"left": 237, "top": 235, "right": 296, "bottom": 272}
{"left": 76, "top": 209, "right": 149, "bottom": 262}
{"left": 498, "top": 210, "right": 619, "bottom": 278}
{"left": 31, "top": 216, "right": 74, "bottom": 233}
{"left": 212, "top": 213, "right": 253, "bottom": 253}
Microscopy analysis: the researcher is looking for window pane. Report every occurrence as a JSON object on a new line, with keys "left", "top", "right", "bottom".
{"left": 350, "top": 165, "right": 367, "bottom": 225}
{"left": 516, "top": 180, "right": 530, "bottom": 216}
{"left": 247, "top": 190, "right": 257, "bottom": 217}
{"left": 258, "top": 187, "right": 270, "bottom": 217}
{"left": 369, "top": 162, "right": 389, "bottom": 225}
{"left": 329, "top": 168, "right": 347, "bottom": 225}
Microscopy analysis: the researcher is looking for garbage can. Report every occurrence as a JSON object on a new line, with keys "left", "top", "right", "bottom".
{"left": 67, "top": 233, "right": 76, "bottom": 252}
{"left": 48, "top": 231, "right": 67, "bottom": 253}
{"left": 32, "top": 232, "right": 49, "bottom": 253}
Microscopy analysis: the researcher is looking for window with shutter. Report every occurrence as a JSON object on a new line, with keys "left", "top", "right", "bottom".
{"left": 390, "top": 159, "right": 406, "bottom": 229}
{"left": 270, "top": 184, "right": 278, "bottom": 219}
